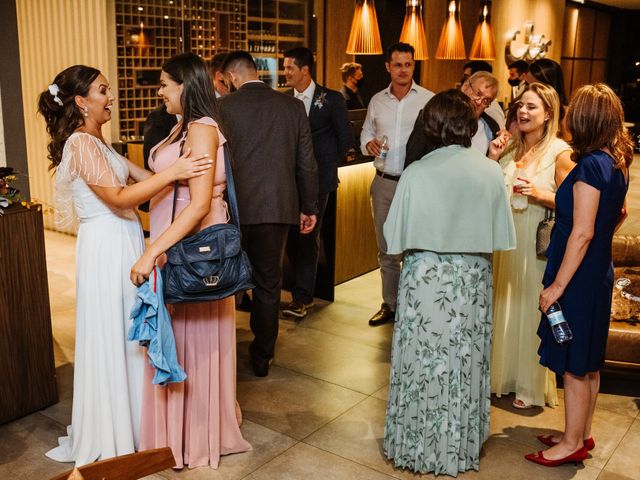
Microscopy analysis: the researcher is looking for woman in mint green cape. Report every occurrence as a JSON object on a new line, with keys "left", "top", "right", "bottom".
{"left": 382, "top": 89, "right": 515, "bottom": 476}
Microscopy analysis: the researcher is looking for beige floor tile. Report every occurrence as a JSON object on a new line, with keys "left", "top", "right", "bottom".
{"left": 304, "top": 396, "right": 431, "bottom": 479}
{"left": 597, "top": 471, "right": 640, "bottom": 480}
{"left": 372, "top": 384, "right": 389, "bottom": 401}
{"left": 471, "top": 436, "right": 601, "bottom": 480}
{"left": 301, "top": 301, "right": 394, "bottom": 351}
{"left": 236, "top": 364, "right": 366, "bottom": 440}
{"left": 595, "top": 392, "right": 640, "bottom": 420}
{"left": 155, "top": 420, "right": 297, "bottom": 480}
{"left": 490, "top": 394, "right": 635, "bottom": 469}
{"left": 0, "top": 412, "right": 70, "bottom": 479}
{"left": 599, "top": 419, "right": 640, "bottom": 480}
{"left": 243, "top": 442, "right": 396, "bottom": 480}
{"left": 264, "top": 326, "right": 391, "bottom": 395}
{"left": 39, "top": 363, "right": 74, "bottom": 427}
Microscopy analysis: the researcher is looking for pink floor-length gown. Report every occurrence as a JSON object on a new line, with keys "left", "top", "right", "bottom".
{"left": 139, "top": 116, "right": 251, "bottom": 469}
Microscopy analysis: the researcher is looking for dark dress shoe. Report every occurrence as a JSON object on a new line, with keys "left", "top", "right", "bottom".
{"left": 251, "top": 356, "right": 272, "bottom": 377}
{"left": 368, "top": 307, "right": 395, "bottom": 326}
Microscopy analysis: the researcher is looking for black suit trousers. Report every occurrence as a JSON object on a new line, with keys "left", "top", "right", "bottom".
{"left": 286, "top": 192, "right": 330, "bottom": 304}
{"left": 242, "top": 223, "right": 290, "bottom": 361}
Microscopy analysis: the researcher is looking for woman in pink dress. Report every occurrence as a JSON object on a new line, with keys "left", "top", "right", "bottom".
{"left": 130, "top": 52, "right": 251, "bottom": 469}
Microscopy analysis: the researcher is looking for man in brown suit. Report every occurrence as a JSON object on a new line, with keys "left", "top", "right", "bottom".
{"left": 219, "top": 51, "right": 318, "bottom": 377}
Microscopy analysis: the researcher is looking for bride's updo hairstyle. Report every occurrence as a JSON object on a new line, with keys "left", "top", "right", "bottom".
{"left": 38, "top": 65, "right": 100, "bottom": 169}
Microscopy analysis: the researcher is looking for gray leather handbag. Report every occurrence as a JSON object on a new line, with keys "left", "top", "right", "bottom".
{"left": 536, "top": 208, "right": 555, "bottom": 258}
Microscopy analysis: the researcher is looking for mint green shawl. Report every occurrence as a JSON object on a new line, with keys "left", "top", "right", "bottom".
{"left": 384, "top": 145, "right": 516, "bottom": 255}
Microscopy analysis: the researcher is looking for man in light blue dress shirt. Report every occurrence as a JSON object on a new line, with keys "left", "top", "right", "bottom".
{"left": 360, "top": 42, "right": 434, "bottom": 326}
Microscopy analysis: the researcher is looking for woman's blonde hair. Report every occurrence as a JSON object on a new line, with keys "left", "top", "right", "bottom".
{"left": 502, "top": 82, "right": 560, "bottom": 164}
{"left": 567, "top": 83, "right": 633, "bottom": 169}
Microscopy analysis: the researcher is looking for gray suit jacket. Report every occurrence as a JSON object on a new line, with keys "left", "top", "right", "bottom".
{"left": 218, "top": 82, "right": 319, "bottom": 225}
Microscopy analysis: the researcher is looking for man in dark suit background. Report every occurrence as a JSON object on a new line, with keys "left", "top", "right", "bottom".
{"left": 219, "top": 51, "right": 318, "bottom": 377}
{"left": 281, "top": 47, "right": 352, "bottom": 319}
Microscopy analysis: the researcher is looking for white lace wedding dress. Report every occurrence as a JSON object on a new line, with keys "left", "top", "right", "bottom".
{"left": 46, "top": 132, "right": 145, "bottom": 466}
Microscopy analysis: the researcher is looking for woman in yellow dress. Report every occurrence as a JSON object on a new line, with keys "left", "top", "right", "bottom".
{"left": 489, "top": 83, "right": 574, "bottom": 408}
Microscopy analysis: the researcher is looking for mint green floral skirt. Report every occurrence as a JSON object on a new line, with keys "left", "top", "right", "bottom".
{"left": 384, "top": 250, "right": 492, "bottom": 477}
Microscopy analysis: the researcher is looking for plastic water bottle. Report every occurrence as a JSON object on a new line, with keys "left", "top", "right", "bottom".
{"left": 374, "top": 135, "right": 389, "bottom": 171}
{"left": 511, "top": 161, "right": 528, "bottom": 211}
{"left": 545, "top": 302, "right": 573, "bottom": 343}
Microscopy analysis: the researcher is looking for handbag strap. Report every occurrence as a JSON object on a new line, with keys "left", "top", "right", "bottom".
{"left": 545, "top": 208, "right": 555, "bottom": 221}
{"left": 170, "top": 137, "right": 186, "bottom": 223}
{"left": 222, "top": 143, "right": 241, "bottom": 228}
{"left": 169, "top": 133, "right": 241, "bottom": 228}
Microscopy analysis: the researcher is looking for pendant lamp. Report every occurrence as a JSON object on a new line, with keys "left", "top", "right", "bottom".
{"left": 399, "top": 0, "right": 428, "bottom": 60}
{"left": 346, "top": 0, "right": 383, "bottom": 55}
{"left": 435, "top": 0, "right": 466, "bottom": 60}
{"left": 469, "top": 1, "right": 496, "bottom": 60}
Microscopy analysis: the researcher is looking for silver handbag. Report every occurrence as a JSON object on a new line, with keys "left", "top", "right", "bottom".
{"left": 536, "top": 208, "right": 555, "bottom": 258}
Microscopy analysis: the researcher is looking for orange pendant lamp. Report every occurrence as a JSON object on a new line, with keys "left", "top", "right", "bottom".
{"left": 469, "top": 1, "right": 496, "bottom": 60}
{"left": 346, "top": 0, "right": 383, "bottom": 55}
{"left": 435, "top": 0, "right": 466, "bottom": 60}
{"left": 399, "top": 0, "right": 428, "bottom": 60}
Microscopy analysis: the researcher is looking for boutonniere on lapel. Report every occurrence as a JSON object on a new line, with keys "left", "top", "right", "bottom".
{"left": 314, "top": 91, "right": 327, "bottom": 109}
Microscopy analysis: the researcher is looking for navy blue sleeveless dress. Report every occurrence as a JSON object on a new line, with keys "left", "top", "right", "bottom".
{"left": 538, "top": 150, "right": 628, "bottom": 376}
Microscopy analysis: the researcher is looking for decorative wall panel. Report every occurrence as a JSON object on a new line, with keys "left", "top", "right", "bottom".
{"left": 16, "top": 0, "right": 113, "bottom": 231}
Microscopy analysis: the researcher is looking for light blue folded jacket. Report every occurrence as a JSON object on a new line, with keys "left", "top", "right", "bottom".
{"left": 128, "top": 267, "right": 186, "bottom": 385}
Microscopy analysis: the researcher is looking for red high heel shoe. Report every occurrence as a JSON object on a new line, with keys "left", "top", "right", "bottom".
{"left": 537, "top": 434, "right": 595, "bottom": 451}
{"left": 525, "top": 446, "right": 589, "bottom": 467}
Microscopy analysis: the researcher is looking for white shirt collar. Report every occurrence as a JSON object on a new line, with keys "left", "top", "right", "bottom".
{"left": 384, "top": 80, "right": 418, "bottom": 100}
{"left": 295, "top": 79, "right": 316, "bottom": 100}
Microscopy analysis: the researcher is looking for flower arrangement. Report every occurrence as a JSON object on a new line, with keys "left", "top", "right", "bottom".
{"left": 314, "top": 91, "right": 328, "bottom": 109}
{"left": 0, "top": 167, "right": 48, "bottom": 215}
{"left": 0, "top": 167, "right": 21, "bottom": 214}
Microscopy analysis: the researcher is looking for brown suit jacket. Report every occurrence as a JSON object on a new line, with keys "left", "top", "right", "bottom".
{"left": 218, "top": 81, "right": 318, "bottom": 225}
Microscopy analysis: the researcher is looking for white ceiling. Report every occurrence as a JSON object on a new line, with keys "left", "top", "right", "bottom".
{"left": 591, "top": 0, "right": 640, "bottom": 8}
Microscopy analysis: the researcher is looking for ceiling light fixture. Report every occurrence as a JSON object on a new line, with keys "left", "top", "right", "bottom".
{"left": 346, "top": 0, "right": 383, "bottom": 55}
{"left": 399, "top": 0, "right": 428, "bottom": 60}
{"left": 469, "top": 1, "right": 496, "bottom": 60}
{"left": 435, "top": 0, "right": 466, "bottom": 60}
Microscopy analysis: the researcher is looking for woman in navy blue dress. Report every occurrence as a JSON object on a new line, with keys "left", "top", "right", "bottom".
{"left": 525, "top": 84, "right": 632, "bottom": 467}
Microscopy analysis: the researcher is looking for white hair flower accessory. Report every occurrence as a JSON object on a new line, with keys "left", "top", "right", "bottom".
{"left": 48, "top": 84, "right": 63, "bottom": 106}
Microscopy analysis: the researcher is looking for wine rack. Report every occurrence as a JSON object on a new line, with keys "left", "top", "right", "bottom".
{"left": 247, "top": 0, "right": 310, "bottom": 89}
{"left": 115, "top": 0, "right": 248, "bottom": 140}
{"left": 115, "top": 0, "right": 310, "bottom": 139}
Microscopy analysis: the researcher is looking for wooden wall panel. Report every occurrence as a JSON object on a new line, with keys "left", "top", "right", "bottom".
{"left": 0, "top": 206, "right": 57, "bottom": 424}
{"left": 490, "top": 0, "right": 566, "bottom": 108}
{"left": 574, "top": 7, "right": 596, "bottom": 59}
{"left": 16, "top": 0, "right": 114, "bottom": 232}
{"left": 593, "top": 12, "right": 611, "bottom": 59}
{"left": 572, "top": 59, "right": 592, "bottom": 91}
{"left": 591, "top": 60, "right": 607, "bottom": 84}
{"left": 563, "top": 5, "right": 579, "bottom": 58}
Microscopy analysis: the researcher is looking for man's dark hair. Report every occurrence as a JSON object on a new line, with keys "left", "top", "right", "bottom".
{"left": 284, "top": 47, "right": 314, "bottom": 75}
{"left": 386, "top": 42, "right": 414, "bottom": 62}
{"left": 209, "top": 53, "right": 229, "bottom": 74}
{"left": 422, "top": 89, "right": 478, "bottom": 149}
{"left": 221, "top": 50, "right": 257, "bottom": 73}
{"left": 508, "top": 60, "right": 529, "bottom": 75}
{"left": 463, "top": 60, "right": 492, "bottom": 74}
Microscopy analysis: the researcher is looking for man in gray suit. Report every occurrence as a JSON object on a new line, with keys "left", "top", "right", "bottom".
{"left": 219, "top": 51, "right": 318, "bottom": 377}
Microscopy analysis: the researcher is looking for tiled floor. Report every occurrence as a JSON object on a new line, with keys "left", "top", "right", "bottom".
{"left": 1, "top": 229, "right": 640, "bottom": 479}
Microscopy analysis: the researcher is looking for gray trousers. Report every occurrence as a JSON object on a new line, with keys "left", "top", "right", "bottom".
{"left": 370, "top": 174, "right": 402, "bottom": 311}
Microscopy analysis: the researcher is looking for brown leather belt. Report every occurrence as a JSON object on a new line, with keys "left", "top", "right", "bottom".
{"left": 376, "top": 170, "right": 401, "bottom": 181}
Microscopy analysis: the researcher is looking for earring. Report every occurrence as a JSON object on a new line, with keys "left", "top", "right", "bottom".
{"left": 83, "top": 106, "right": 88, "bottom": 117}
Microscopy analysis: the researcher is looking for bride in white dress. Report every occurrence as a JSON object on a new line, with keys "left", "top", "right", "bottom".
{"left": 38, "top": 65, "right": 211, "bottom": 466}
